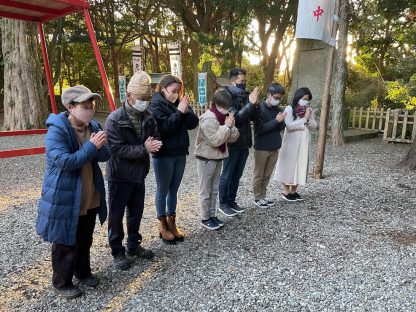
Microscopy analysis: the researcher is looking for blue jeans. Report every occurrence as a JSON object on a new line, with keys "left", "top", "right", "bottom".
{"left": 108, "top": 181, "right": 145, "bottom": 256}
{"left": 219, "top": 148, "right": 249, "bottom": 205}
{"left": 153, "top": 156, "right": 186, "bottom": 218}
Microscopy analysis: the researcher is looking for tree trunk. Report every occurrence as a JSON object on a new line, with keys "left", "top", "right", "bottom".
{"left": 110, "top": 46, "right": 120, "bottom": 99}
{"left": 331, "top": 0, "right": 349, "bottom": 146}
{"left": 1, "top": 19, "right": 48, "bottom": 130}
{"left": 189, "top": 39, "right": 200, "bottom": 101}
{"left": 399, "top": 139, "right": 416, "bottom": 170}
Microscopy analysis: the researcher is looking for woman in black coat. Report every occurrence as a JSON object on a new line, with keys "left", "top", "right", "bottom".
{"left": 148, "top": 75, "right": 199, "bottom": 244}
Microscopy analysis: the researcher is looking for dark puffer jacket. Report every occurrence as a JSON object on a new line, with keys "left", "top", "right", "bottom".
{"left": 225, "top": 86, "right": 258, "bottom": 149}
{"left": 148, "top": 92, "right": 199, "bottom": 158}
{"left": 105, "top": 104, "right": 158, "bottom": 183}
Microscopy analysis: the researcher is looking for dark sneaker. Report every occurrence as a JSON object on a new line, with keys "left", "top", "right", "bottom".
{"left": 201, "top": 218, "right": 221, "bottom": 230}
{"left": 53, "top": 285, "right": 82, "bottom": 299}
{"left": 74, "top": 275, "right": 100, "bottom": 288}
{"left": 254, "top": 199, "right": 269, "bottom": 208}
{"left": 218, "top": 204, "right": 237, "bottom": 217}
{"left": 265, "top": 198, "right": 275, "bottom": 206}
{"left": 113, "top": 253, "right": 130, "bottom": 271}
{"left": 293, "top": 192, "right": 304, "bottom": 201}
{"left": 281, "top": 193, "right": 297, "bottom": 202}
{"left": 126, "top": 246, "right": 154, "bottom": 259}
{"left": 213, "top": 217, "right": 224, "bottom": 227}
{"left": 231, "top": 202, "right": 245, "bottom": 213}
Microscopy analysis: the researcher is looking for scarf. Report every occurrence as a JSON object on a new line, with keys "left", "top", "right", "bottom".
{"left": 210, "top": 104, "right": 227, "bottom": 153}
{"left": 295, "top": 104, "right": 307, "bottom": 118}
{"left": 125, "top": 101, "right": 142, "bottom": 141}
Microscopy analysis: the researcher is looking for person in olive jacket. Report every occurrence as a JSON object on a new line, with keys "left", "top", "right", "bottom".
{"left": 105, "top": 71, "right": 162, "bottom": 271}
{"left": 148, "top": 74, "right": 199, "bottom": 244}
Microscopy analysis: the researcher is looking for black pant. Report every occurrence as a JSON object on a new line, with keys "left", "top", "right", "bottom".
{"left": 52, "top": 208, "right": 98, "bottom": 290}
{"left": 108, "top": 181, "right": 145, "bottom": 256}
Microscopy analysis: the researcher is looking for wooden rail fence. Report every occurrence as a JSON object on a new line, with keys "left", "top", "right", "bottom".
{"left": 349, "top": 107, "right": 415, "bottom": 143}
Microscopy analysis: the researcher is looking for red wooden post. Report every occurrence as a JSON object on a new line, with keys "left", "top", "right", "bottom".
{"left": 83, "top": 9, "right": 116, "bottom": 112}
{"left": 38, "top": 22, "right": 57, "bottom": 114}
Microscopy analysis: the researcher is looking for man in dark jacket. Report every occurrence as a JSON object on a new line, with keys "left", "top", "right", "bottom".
{"left": 252, "top": 83, "right": 287, "bottom": 208}
{"left": 218, "top": 68, "right": 260, "bottom": 216}
{"left": 105, "top": 71, "right": 162, "bottom": 270}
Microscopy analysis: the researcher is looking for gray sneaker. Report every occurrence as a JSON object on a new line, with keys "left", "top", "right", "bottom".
{"left": 126, "top": 246, "right": 154, "bottom": 259}
{"left": 113, "top": 253, "right": 130, "bottom": 270}
{"left": 218, "top": 204, "right": 237, "bottom": 217}
{"left": 254, "top": 199, "right": 269, "bottom": 208}
{"left": 231, "top": 202, "right": 245, "bottom": 213}
{"left": 53, "top": 285, "right": 82, "bottom": 299}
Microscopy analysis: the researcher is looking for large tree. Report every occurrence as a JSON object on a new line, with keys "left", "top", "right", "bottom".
{"left": 251, "top": 0, "right": 297, "bottom": 89}
{"left": 1, "top": 19, "right": 48, "bottom": 130}
{"left": 331, "top": 0, "right": 350, "bottom": 145}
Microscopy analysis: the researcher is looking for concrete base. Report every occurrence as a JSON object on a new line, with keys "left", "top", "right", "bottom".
{"left": 325, "top": 129, "right": 380, "bottom": 143}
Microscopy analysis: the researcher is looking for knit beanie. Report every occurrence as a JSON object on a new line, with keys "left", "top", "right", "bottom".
{"left": 127, "top": 71, "right": 152, "bottom": 99}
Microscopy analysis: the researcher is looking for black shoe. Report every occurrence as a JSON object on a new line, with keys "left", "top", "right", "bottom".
{"left": 53, "top": 285, "right": 82, "bottom": 299}
{"left": 281, "top": 193, "right": 297, "bottom": 202}
{"left": 254, "top": 199, "right": 269, "bottom": 208}
{"left": 113, "top": 253, "right": 130, "bottom": 271}
{"left": 126, "top": 246, "right": 154, "bottom": 259}
{"left": 218, "top": 204, "right": 237, "bottom": 217}
{"left": 231, "top": 202, "right": 245, "bottom": 213}
{"left": 201, "top": 218, "right": 221, "bottom": 230}
{"left": 265, "top": 198, "right": 275, "bottom": 206}
{"left": 213, "top": 217, "right": 224, "bottom": 227}
{"left": 293, "top": 192, "right": 304, "bottom": 201}
{"left": 74, "top": 275, "right": 100, "bottom": 288}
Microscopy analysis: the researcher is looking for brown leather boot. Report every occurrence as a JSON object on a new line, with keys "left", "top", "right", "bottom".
{"left": 158, "top": 216, "right": 176, "bottom": 244}
{"left": 166, "top": 214, "right": 185, "bottom": 242}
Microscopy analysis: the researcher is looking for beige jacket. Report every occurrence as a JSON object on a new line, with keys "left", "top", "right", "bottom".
{"left": 194, "top": 110, "right": 239, "bottom": 160}
{"left": 274, "top": 105, "right": 317, "bottom": 184}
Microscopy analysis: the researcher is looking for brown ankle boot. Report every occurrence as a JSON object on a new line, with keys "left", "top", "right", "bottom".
{"left": 158, "top": 216, "right": 176, "bottom": 244}
{"left": 166, "top": 214, "right": 185, "bottom": 242}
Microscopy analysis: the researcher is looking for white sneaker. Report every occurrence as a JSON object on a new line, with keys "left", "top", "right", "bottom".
{"left": 264, "top": 198, "right": 275, "bottom": 207}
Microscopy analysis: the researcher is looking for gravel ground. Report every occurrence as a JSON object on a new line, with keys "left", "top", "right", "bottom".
{"left": 1, "top": 122, "right": 415, "bottom": 311}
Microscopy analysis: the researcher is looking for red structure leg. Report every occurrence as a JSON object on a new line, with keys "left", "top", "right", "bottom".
{"left": 38, "top": 22, "right": 57, "bottom": 114}
{"left": 83, "top": 9, "right": 116, "bottom": 111}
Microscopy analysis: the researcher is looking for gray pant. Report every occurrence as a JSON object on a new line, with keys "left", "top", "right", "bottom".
{"left": 253, "top": 149, "right": 279, "bottom": 200}
{"left": 197, "top": 159, "right": 222, "bottom": 220}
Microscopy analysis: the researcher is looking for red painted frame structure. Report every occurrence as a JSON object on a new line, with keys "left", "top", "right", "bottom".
{"left": 0, "top": 0, "right": 116, "bottom": 158}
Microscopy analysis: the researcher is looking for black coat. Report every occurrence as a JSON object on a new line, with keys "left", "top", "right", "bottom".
{"left": 253, "top": 101, "right": 285, "bottom": 151}
{"left": 148, "top": 92, "right": 199, "bottom": 158}
{"left": 104, "top": 105, "right": 158, "bottom": 182}
{"left": 225, "top": 86, "right": 258, "bottom": 149}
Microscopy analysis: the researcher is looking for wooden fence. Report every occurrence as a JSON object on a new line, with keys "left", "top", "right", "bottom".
{"left": 349, "top": 107, "right": 416, "bottom": 143}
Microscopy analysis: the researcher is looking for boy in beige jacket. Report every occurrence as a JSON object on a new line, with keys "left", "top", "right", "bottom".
{"left": 195, "top": 89, "right": 239, "bottom": 230}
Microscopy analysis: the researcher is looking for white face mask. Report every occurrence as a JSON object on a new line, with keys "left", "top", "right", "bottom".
{"left": 269, "top": 98, "right": 280, "bottom": 106}
{"left": 133, "top": 100, "right": 149, "bottom": 112}
{"left": 298, "top": 99, "right": 310, "bottom": 107}
{"left": 70, "top": 106, "right": 95, "bottom": 125}
{"left": 217, "top": 107, "right": 229, "bottom": 115}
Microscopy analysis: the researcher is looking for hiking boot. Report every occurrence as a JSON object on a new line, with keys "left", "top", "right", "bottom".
{"left": 113, "top": 253, "right": 130, "bottom": 271}
{"left": 265, "top": 198, "right": 275, "bottom": 206}
{"left": 213, "top": 216, "right": 224, "bottom": 227}
{"left": 293, "top": 192, "right": 304, "bottom": 201}
{"left": 53, "top": 285, "right": 82, "bottom": 299}
{"left": 201, "top": 218, "right": 221, "bottom": 231}
{"left": 166, "top": 214, "right": 185, "bottom": 242}
{"left": 158, "top": 216, "right": 176, "bottom": 245}
{"left": 231, "top": 202, "right": 245, "bottom": 213}
{"left": 254, "top": 199, "right": 269, "bottom": 208}
{"left": 74, "top": 275, "right": 100, "bottom": 288}
{"left": 218, "top": 204, "right": 237, "bottom": 217}
{"left": 126, "top": 246, "right": 154, "bottom": 259}
{"left": 281, "top": 193, "right": 297, "bottom": 202}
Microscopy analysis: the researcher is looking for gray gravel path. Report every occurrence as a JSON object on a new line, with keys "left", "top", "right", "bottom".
{"left": 0, "top": 126, "right": 415, "bottom": 311}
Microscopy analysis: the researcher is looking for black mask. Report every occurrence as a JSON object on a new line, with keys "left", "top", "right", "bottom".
{"left": 235, "top": 83, "right": 246, "bottom": 90}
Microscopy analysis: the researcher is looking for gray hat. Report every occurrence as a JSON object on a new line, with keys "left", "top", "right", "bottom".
{"left": 61, "top": 85, "right": 102, "bottom": 108}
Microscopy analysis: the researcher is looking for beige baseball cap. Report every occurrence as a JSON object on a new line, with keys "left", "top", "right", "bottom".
{"left": 61, "top": 85, "right": 102, "bottom": 108}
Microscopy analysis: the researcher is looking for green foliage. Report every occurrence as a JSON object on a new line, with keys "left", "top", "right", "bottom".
{"left": 385, "top": 80, "right": 416, "bottom": 110}
{"left": 345, "top": 64, "right": 378, "bottom": 108}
